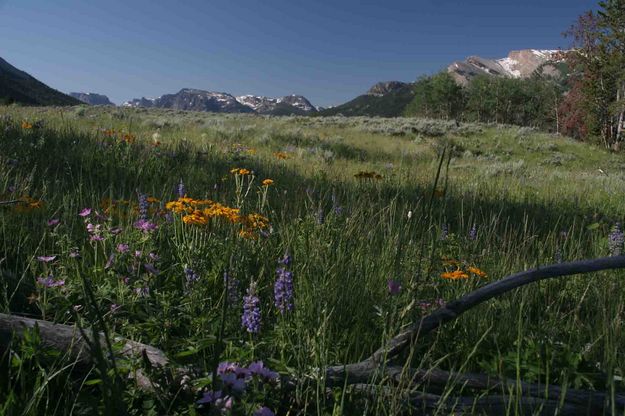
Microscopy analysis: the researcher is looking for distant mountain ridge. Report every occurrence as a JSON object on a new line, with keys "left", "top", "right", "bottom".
{"left": 0, "top": 57, "right": 80, "bottom": 106}
{"left": 319, "top": 81, "right": 415, "bottom": 118}
{"left": 70, "top": 92, "right": 114, "bottom": 106}
{"left": 448, "top": 49, "right": 567, "bottom": 85}
{"left": 123, "top": 89, "right": 317, "bottom": 115}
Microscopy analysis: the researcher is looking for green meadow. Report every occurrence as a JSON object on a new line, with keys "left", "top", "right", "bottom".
{"left": 1, "top": 105, "right": 625, "bottom": 415}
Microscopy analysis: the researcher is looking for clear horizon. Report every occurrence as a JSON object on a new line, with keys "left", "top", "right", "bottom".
{"left": 0, "top": 0, "right": 597, "bottom": 107}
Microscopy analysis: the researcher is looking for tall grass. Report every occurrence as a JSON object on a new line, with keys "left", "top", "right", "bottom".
{"left": 0, "top": 105, "right": 624, "bottom": 415}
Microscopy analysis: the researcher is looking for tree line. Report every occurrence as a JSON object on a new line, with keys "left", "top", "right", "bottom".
{"left": 404, "top": 0, "right": 625, "bottom": 148}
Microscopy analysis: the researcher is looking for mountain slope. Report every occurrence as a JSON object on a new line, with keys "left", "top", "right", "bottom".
{"left": 70, "top": 92, "right": 114, "bottom": 106}
{"left": 319, "top": 82, "right": 415, "bottom": 117}
{"left": 448, "top": 49, "right": 567, "bottom": 85}
{"left": 0, "top": 57, "right": 80, "bottom": 106}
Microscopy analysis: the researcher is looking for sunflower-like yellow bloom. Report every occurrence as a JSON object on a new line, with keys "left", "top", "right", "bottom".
{"left": 262, "top": 179, "right": 274, "bottom": 186}
{"left": 468, "top": 266, "right": 487, "bottom": 278}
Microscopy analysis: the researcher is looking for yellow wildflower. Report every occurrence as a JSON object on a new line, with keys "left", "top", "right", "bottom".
{"left": 468, "top": 266, "right": 487, "bottom": 278}
{"left": 441, "top": 270, "right": 470, "bottom": 280}
{"left": 262, "top": 179, "right": 274, "bottom": 186}
{"left": 274, "top": 151, "right": 289, "bottom": 160}
{"left": 21, "top": 121, "right": 33, "bottom": 129}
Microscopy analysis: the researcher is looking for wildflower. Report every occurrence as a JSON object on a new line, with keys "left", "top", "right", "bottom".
{"left": 144, "top": 263, "right": 159, "bottom": 275}
{"left": 137, "top": 192, "right": 149, "bottom": 220}
{"left": 387, "top": 279, "right": 402, "bottom": 295}
{"left": 110, "top": 304, "right": 121, "bottom": 313}
{"left": 248, "top": 361, "right": 278, "bottom": 382}
{"left": 262, "top": 179, "right": 274, "bottom": 186}
{"left": 148, "top": 252, "right": 160, "bottom": 261}
{"left": 78, "top": 208, "right": 92, "bottom": 217}
{"left": 90, "top": 235, "right": 104, "bottom": 242}
{"left": 134, "top": 286, "right": 150, "bottom": 297}
{"left": 467, "top": 266, "right": 487, "bottom": 278}
{"left": 21, "top": 121, "right": 33, "bottom": 129}
{"left": 177, "top": 179, "right": 186, "bottom": 198}
{"left": 254, "top": 407, "right": 275, "bottom": 416}
{"left": 110, "top": 227, "right": 123, "bottom": 235}
{"left": 37, "top": 255, "right": 56, "bottom": 263}
{"left": 274, "top": 267, "right": 294, "bottom": 313}
{"left": 608, "top": 223, "right": 624, "bottom": 256}
{"left": 230, "top": 167, "right": 251, "bottom": 175}
{"left": 72, "top": 304, "right": 83, "bottom": 312}
{"left": 69, "top": 249, "right": 81, "bottom": 258}
{"left": 224, "top": 272, "right": 239, "bottom": 304}
{"left": 441, "top": 270, "right": 470, "bottom": 280}
{"left": 47, "top": 219, "right": 60, "bottom": 227}
{"left": 554, "top": 246, "right": 563, "bottom": 263}
{"left": 37, "top": 275, "right": 65, "bottom": 288}
{"left": 316, "top": 208, "right": 325, "bottom": 225}
{"left": 278, "top": 252, "right": 292, "bottom": 266}
{"left": 184, "top": 267, "right": 199, "bottom": 286}
{"left": 274, "top": 151, "right": 289, "bottom": 160}
{"left": 468, "top": 223, "right": 478, "bottom": 241}
{"left": 116, "top": 243, "right": 130, "bottom": 253}
{"left": 440, "top": 224, "right": 449, "bottom": 240}
{"left": 134, "top": 250, "right": 142, "bottom": 258}
{"left": 242, "top": 282, "right": 261, "bottom": 334}
{"left": 220, "top": 372, "right": 246, "bottom": 393}
{"left": 197, "top": 389, "right": 223, "bottom": 405}
{"left": 133, "top": 219, "right": 158, "bottom": 233}
{"left": 105, "top": 254, "right": 115, "bottom": 269}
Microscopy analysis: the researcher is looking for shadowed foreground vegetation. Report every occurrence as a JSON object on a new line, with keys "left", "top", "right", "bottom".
{"left": 1, "top": 105, "right": 625, "bottom": 415}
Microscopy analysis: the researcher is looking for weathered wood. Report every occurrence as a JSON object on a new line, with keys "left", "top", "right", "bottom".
{"left": 0, "top": 313, "right": 187, "bottom": 391}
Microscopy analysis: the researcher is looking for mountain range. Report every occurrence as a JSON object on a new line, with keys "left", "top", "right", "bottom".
{"left": 0, "top": 49, "right": 569, "bottom": 117}
{"left": 122, "top": 89, "right": 318, "bottom": 116}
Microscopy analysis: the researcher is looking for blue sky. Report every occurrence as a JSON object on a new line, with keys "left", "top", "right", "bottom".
{"left": 0, "top": 0, "right": 598, "bottom": 107}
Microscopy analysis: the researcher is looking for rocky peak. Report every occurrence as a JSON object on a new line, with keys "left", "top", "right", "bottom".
{"left": 69, "top": 92, "right": 114, "bottom": 106}
{"left": 367, "top": 81, "right": 409, "bottom": 96}
{"left": 448, "top": 49, "right": 566, "bottom": 86}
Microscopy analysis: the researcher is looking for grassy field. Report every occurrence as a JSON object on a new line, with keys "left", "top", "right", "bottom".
{"left": 1, "top": 105, "right": 625, "bottom": 415}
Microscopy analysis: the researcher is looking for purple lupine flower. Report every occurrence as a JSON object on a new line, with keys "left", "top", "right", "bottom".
{"left": 69, "top": 249, "right": 81, "bottom": 258}
{"left": 37, "top": 255, "right": 57, "bottom": 263}
{"left": 609, "top": 223, "right": 624, "bottom": 256}
{"left": 78, "top": 208, "right": 92, "bottom": 217}
{"left": 242, "top": 282, "right": 261, "bottom": 334}
{"left": 90, "top": 235, "right": 104, "bottom": 242}
{"left": 134, "top": 250, "right": 142, "bottom": 258}
{"left": 177, "top": 179, "right": 186, "bottom": 198}
{"left": 116, "top": 243, "right": 130, "bottom": 253}
{"left": 148, "top": 252, "right": 160, "bottom": 262}
{"left": 143, "top": 263, "right": 159, "bottom": 275}
{"left": 223, "top": 272, "right": 239, "bottom": 304}
{"left": 440, "top": 223, "right": 449, "bottom": 240}
{"left": 468, "top": 223, "right": 478, "bottom": 241}
{"left": 184, "top": 267, "right": 199, "bottom": 286}
{"left": 278, "top": 252, "right": 291, "bottom": 266}
{"left": 137, "top": 192, "right": 149, "bottom": 220}
{"left": 47, "top": 219, "right": 60, "bottom": 227}
{"left": 274, "top": 267, "right": 294, "bottom": 313}
{"left": 133, "top": 219, "right": 157, "bottom": 233}
{"left": 110, "top": 304, "right": 121, "bottom": 313}
{"left": 37, "top": 275, "right": 65, "bottom": 288}
{"left": 254, "top": 407, "right": 275, "bottom": 416}
{"left": 387, "top": 279, "right": 402, "bottom": 295}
